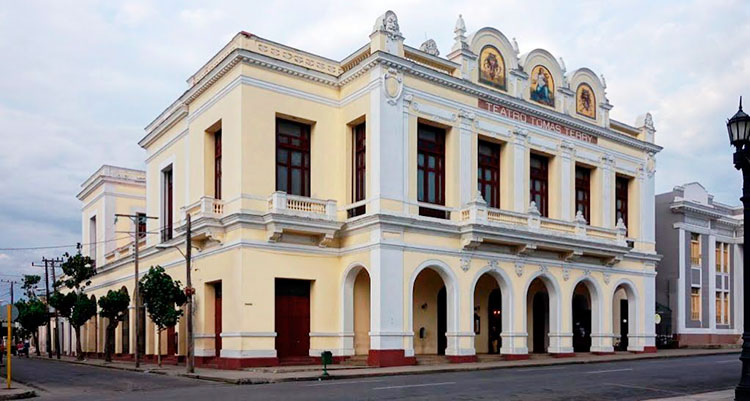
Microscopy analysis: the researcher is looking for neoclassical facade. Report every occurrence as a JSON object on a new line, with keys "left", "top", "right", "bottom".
{"left": 74, "top": 11, "right": 661, "bottom": 368}
{"left": 655, "top": 183, "right": 743, "bottom": 346}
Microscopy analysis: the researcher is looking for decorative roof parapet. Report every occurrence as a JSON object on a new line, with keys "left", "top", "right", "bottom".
{"left": 370, "top": 10, "right": 405, "bottom": 56}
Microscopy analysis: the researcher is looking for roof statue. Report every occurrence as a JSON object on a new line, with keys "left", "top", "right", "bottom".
{"left": 419, "top": 39, "right": 440, "bottom": 56}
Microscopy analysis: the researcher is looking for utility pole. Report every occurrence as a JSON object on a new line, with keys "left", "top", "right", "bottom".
{"left": 115, "top": 213, "right": 157, "bottom": 369}
{"left": 50, "top": 263, "right": 61, "bottom": 359}
{"left": 1, "top": 280, "right": 17, "bottom": 346}
{"left": 185, "top": 213, "right": 194, "bottom": 373}
{"left": 32, "top": 257, "right": 62, "bottom": 359}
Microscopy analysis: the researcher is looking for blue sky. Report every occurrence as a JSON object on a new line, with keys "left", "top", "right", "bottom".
{"left": 0, "top": 0, "right": 748, "bottom": 279}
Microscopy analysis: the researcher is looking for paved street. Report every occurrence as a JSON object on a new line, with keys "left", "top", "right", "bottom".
{"left": 8, "top": 353, "right": 740, "bottom": 400}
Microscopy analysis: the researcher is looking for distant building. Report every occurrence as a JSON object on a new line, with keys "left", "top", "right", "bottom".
{"left": 655, "top": 183, "right": 743, "bottom": 346}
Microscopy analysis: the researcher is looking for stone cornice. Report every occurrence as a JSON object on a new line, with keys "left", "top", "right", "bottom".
{"left": 141, "top": 47, "right": 663, "bottom": 154}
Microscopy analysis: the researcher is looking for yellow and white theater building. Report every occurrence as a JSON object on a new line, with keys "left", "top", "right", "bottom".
{"left": 71, "top": 11, "right": 663, "bottom": 368}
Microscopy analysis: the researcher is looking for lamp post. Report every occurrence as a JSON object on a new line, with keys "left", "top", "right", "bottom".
{"left": 728, "top": 97, "right": 750, "bottom": 400}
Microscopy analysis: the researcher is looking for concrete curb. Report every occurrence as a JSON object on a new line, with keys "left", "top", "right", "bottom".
{"left": 0, "top": 390, "right": 36, "bottom": 400}
{"left": 29, "top": 349, "right": 739, "bottom": 386}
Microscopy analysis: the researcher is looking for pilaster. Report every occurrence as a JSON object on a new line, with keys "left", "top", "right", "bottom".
{"left": 708, "top": 235, "right": 717, "bottom": 330}
{"left": 600, "top": 154, "right": 615, "bottom": 228}
{"left": 512, "top": 129, "right": 528, "bottom": 213}
{"left": 459, "top": 110, "right": 475, "bottom": 206}
{"left": 559, "top": 141, "right": 574, "bottom": 221}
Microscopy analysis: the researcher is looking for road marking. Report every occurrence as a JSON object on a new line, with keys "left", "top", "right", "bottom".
{"left": 372, "top": 382, "right": 456, "bottom": 390}
{"left": 520, "top": 367, "right": 566, "bottom": 372}
{"left": 716, "top": 359, "right": 738, "bottom": 364}
{"left": 586, "top": 368, "right": 633, "bottom": 374}
{"left": 604, "top": 382, "right": 686, "bottom": 395}
{"left": 306, "top": 379, "right": 384, "bottom": 387}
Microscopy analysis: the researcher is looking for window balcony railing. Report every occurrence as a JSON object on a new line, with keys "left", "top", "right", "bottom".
{"left": 459, "top": 192, "right": 626, "bottom": 243}
{"left": 181, "top": 196, "right": 224, "bottom": 221}
{"left": 267, "top": 191, "right": 337, "bottom": 220}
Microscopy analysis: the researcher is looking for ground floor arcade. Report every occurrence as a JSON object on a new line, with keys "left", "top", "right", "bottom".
{"left": 68, "top": 245, "right": 656, "bottom": 369}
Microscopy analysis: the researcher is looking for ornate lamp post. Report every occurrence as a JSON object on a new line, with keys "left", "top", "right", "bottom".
{"left": 728, "top": 97, "right": 750, "bottom": 400}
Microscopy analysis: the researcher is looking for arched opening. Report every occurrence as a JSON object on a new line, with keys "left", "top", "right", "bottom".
{"left": 572, "top": 282, "right": 592, "bottom": 352}
{"left": 120, "top": 286, "right": 130, "bottom": 355}
{"left": 472, "top": 273, "right": 502, "bottom": 354}
{"left": 612, "top": 283, "right": 637, "bottom": 351}
{"left": 527, "top": 278, "right": 550, "bottom": 353}
{"left": 412, "top": 268, "right": 448, "bottom": 355}
{"left": 352, "top": 269, "right": 370, "bottom": 356}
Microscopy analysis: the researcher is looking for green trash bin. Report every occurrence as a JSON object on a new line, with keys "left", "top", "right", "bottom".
{"left": 320, "top": 350, "right": 333, "bottom": 377}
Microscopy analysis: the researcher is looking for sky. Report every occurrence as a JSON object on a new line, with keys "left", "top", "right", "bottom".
{"left": 0, "top": 0, "right": 749, "bottom": 282}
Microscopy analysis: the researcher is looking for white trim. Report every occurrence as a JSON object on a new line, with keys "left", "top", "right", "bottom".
{"left": 219, "top": 349, "right": 277, "bottom": 358}
{"left": 220, "top": 332, "right": 276, "bottom": 338}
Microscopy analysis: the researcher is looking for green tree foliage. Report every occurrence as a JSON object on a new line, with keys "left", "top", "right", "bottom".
{"left": 15, "top": 298, "right": 47, "bottom": 356}
{"left": 98, "top": 289, "right": 130, "bottom": 362}
{"left": 20, "top": 275, "right": 41, "bottom": 299}
{"left": 48, "top": 251, "right": 97, "bottom": 360}
{"left": 140, "top": 266, "right": 186, "bottom": 366}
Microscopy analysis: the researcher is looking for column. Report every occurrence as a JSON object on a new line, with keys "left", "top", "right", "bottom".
{"left": 368, "top": 239, "right": 412, "bottom": 366}
{"left": 511, "top": 129, "right": 528, "bottom": 213}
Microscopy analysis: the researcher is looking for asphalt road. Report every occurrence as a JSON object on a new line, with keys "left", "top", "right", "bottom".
{"left": 10, "top": 353, "right": 740, "bottom": 401}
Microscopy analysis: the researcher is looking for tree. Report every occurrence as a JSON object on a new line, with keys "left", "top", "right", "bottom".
{"left": 20, "top": 275, "right": 41, "bottom": 298}
{"left": 98, "top": 289, "right": 130, "bottom": 362}
{"left": 48, "top": 251, "right": 96, "bottom": 360}
{"left": 140, "top": 266, "right": 186, "bottom": 367}
{"left": 15, "top": 298, "right": 47, "bottom": 356}
{"left": 14, "top": 274, "right": 45, "bottom": 355}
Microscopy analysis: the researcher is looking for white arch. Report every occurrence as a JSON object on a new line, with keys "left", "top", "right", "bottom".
{"left": 340, "top": 262, "right": 370, "bottom": 356}
{"left": 570, "top": 275, "right": 604, "bottom": 352}
{"left": 406, "top": 259, "right": 460, "bottom": 355}
{"left": 470, "top": 264, "right": 514, "bottom": 351}
{"left": 611, "top": 278, "right": 641, "bottom": 351}
{"left": 523, "top": 270, "right": 563, "bottom": 353}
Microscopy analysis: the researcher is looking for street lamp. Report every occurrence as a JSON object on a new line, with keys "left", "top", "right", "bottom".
{"left": 728, "top": 97, "right": 750, "bottom": 400}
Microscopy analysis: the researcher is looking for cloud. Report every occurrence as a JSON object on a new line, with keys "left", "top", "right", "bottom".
{"left": 0, "top": 0, "right": 748, "bottom": 278}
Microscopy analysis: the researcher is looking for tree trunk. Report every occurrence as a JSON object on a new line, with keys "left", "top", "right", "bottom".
{"left": 73, "top": 326, "right": 83, "bottom": 361}
{"left": 33, "top": 332, "right": 40, "bottom": 356}
{"left": 157, "top": 329, "right": 162, "bottom": 367}
{"left": 105, "top": 323, "right": 116, "bottom": 362}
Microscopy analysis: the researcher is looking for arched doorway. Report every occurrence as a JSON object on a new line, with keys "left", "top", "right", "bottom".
{"left": 352, "top": 269, "right": 370, "bottom": 355}
{"left": 572, "top": 283, "right": 592, "bottom": 352}
{"left": 341, "top": 264, "right": 371, "bottom": 357}
{"left": 526, "top": 277, "right": 554, "bottom": 354}
{"left": 612, "top": 282, "right": 637, "bottom": 351}
{"left": 472, "top": 273, "right": 501, "bottom": 354}
{"left": 412, "top": 268, "right": 448, "bottom": 355}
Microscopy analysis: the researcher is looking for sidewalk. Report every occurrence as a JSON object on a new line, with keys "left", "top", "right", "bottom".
{"left": 0, "top": 380, "right": 36, "bottom": 400}
{"left": 30, "top": 348, "right": 739, "bottom": 385}
{"left": 647, "top": 389, "right": 733, "bottom": 400}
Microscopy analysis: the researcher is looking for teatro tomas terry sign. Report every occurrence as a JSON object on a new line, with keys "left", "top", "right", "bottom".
{"left": 478, "top": 99, "right": 597, "bottom": 144}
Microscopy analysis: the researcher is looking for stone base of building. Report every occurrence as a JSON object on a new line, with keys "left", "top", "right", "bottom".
{"left": 367, "top": 350, "right": 416, "bottom": 367}
{"left": 551, "top": 352, "right": 575, "bottom": 358}
{"left": 196, "top": 356, "right": 280, "bottom": 369}
{"left": 676, "top": 334, "right": 741, "bottom": 347}
{"left": 446, "top": 355, "right": 478, "bottom": 363}
{"left": 640, "top": 346, "right": 658, "bottom": 353}
{"left": 503, "top": 354, "right": 530, "bottom": 361}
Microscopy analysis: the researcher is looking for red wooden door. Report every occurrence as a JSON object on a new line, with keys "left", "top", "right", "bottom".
{"left": 275, "top": 279, "right": 310, "bottom": 358}
{"left": 167, "top": 326, "right": 176, "bottom": 355}
{"left": 214, "top": 283, "right": 222, "bottom": 356}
